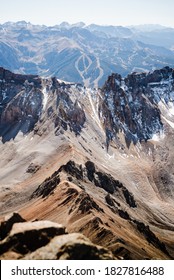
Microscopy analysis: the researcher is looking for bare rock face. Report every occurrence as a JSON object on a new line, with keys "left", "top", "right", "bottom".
{"left": 0, "top": 216, "right": 66, "bottom": 258}
{"left": 0, "top": 67, "right": 86, "bottom": 142}
{"left": 0, "top": 67, "right": 41, "bottom": 87}
{"left": 54, "top": 93, "right": 86, "bottom": 136}
{"left": 31, "top": 160, "right": 137, "bottom": 208}
{"left": 1, "top": 67, "right": 174, "bottom": 260}
{"left": 0, "top": 212, "right": 26, "bottom": 240}
{"left": 100, "top": 66, "right": 174, "bottom": 147}
{"left": 0, "top": 68, "right": 43, "bottom": 142}
{"left": 1, "top": 66, "right": 174, "bottom": 147}
{"left": 24, "top": 233, "right": 116, "bottom": 260}
{"left": 26, "top": 163, "right": 40, "bottom": 174}
{"left": 134, "top": 220, "right": 170, "bottom": 257}
{"left": 0, "top": 214, "right": 116, "bottom": 260}
{"left": 69, "top": 191, "right": 104, "bottom": 215}
{"left": 31, "top": 170, "right": 60, "bottom": 198}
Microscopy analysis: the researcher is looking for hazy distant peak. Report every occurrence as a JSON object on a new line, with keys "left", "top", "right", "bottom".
{"left": 86, "top": 24, "right": 133, "bottom": 38}
{"left": 1, "top": 21, "right": 174, "bottom": 86}
{"left": 72, "top": 22, "right": 86, "bottom": 28}
{"left": 129, "top": 24, "right": 169, "bottom": 32}
{"left": 59, "top": 21, "right": 71, "bottom": 28}
{"left": 58, "top": 22, "right": 86, "bottom": 29}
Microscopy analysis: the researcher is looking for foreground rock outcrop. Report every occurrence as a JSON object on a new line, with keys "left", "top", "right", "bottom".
{"left": 0, "top": 213, "right": 116, "bottom": 260}
{"left": 24, "top": 233, "right": 116, "bottom": 260}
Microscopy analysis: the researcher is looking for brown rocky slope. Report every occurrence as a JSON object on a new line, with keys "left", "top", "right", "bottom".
{"left": 0, "top": 67, "right": 174, "bottom": 259}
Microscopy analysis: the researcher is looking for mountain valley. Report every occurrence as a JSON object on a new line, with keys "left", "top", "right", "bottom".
{"left": 1, "top": 21, "right": 174, "bottom": 87}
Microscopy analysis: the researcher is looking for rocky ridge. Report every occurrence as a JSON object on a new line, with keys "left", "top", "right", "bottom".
{"left": 100, "top": 66, "right": 174, "bottom": 147}
{"left": 0, "top": 67, "right": 174, "bottom": 259}
{"left": 1, "top": 66, "right": 174, "bottom": 146}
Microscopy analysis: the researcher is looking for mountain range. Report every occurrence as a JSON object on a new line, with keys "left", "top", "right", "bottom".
{"left": 1, "top": 21, "right": 174, "bottom": 87}
{"left": 0, "top": 66, "right": 174, "bottom": 259}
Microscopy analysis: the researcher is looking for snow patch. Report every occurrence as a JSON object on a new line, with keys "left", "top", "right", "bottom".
{"left": 2, "top": 91, "right": 7, "bottom": 100}
{"left": 120, "top": 80, "right": 128, "bottom": 91}
{"left": 107, "top": 153, "right": 115, "bottom": 160}
{"left": 86, "top": 88, "right": 103, "bottom": 130}
{"left": 151, "top": 131, "right": 165, "bottom": 141}
{"left": 42, "top": 86, "right": 48, "bottom": 110}
{"left": 168, "top": 102, "right": 174, "bottom": 116}
{"left": 162, "top": 116, "right": 174, "bottom": 129}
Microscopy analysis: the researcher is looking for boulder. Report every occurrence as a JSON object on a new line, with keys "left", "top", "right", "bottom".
{"left": 0, "top": 220, "right": 66, "bottom": 256}
{"left": 0, "top": 212, "right": 25, "bottom": 241}
{"left": 0, "top": 214, "right": 116, "bottom": 260}
{"left": 24, "top": 233, "right": 116, "bottom": 260}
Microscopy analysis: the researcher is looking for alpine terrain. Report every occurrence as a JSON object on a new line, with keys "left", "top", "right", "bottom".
{"left": 1, "top": 21, "right": 174, "bottom": 87}
{"left": 0, "top": 65, "right": 174, "bottom": 260}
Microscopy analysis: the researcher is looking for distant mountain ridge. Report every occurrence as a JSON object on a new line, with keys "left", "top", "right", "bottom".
{"left": 0, "top": 21, "right": 174, "bottom": 87}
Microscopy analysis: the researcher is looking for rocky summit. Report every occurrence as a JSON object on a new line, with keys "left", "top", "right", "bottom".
{"left": 0, "top": 66, "right": 174, "bottom": 259}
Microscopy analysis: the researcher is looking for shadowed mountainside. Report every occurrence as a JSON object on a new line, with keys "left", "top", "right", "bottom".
{"left": 0, "top": 67, "right": 174, "bottom": 259}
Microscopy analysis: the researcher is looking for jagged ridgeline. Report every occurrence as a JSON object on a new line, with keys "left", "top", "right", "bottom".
{"left": 0, "top": 66, "right": 174, "bottom": 260}
{"left": 0, "top": 66, "right": 173, "bottom": 148}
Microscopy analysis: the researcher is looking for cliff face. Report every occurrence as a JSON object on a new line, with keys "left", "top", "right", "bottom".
{"left": 0, "top": 67, "right": 42, "bottom": 142}
{"left": 100, "top": 67, "right": 174, "bottom": 147}
{"left": 1, "top": 66, "right": 174, "bottom": 146}
{"left": 0, "top": 67, "right": 174, "bottom": 260}
{"left": 0, "top": 68, "right": 85, "bottom": 142}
